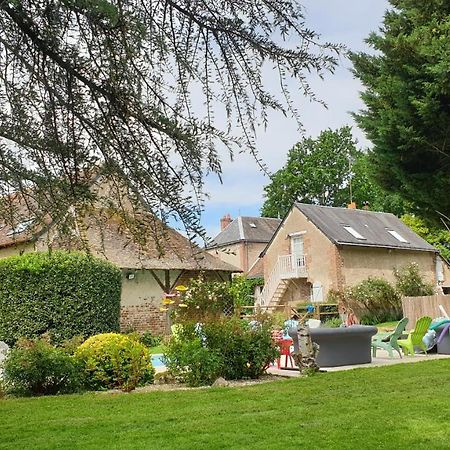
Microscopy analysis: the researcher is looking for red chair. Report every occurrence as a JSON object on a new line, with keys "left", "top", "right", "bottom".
{"left": 276, "top": 338, "right": 295, "bottom": 369}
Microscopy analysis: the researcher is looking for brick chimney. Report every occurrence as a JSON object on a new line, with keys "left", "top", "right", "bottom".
{"left": 220, "top": 213, "right": 232, "bottom": 231}
{"left": 347, "top": 202, "right": 357, "bottom": 209}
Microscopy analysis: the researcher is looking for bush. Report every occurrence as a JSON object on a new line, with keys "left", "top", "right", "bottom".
{"left": 140, "top": 331, "right": 162, "bottom": 348}
{"left": 0, "top": 251, "right": 122, "bottom": 345}
{"left": 174, "top": 278, "right": 234, "bottom": 322}
{"left": 360, "top": 311, "right": 400, "bottom": 326}
{"left": 75, "top": 333, "right": 154, "bottom": 392}
{"left": 345, "top": 277, "right": 402, "bottom": 321}
{"left": 163, "top": 317, "right": 278, "bottom": 386}
{"left": 2, "top": 338, "right": 82, "bottom": 396}
{"left": 322, "top": 317, "right": 343, "bottom": 328}
{"left": 163, "top": 336, "right": 222, "bottom": 386}
{"left": 394, "top": 263, "right": 435, "bottom": 297}
{"left": 229, "top": 276, "right": 264, "bottom": 307}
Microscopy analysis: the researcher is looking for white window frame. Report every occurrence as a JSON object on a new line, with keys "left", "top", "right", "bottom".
{"left": 343, "top": 225, "right": 366, "bottom": 240}
{"left": 387, "top": 230, "right": 408, "bottom": 243}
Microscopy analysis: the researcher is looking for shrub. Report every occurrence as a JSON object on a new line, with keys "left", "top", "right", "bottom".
{"left": 360, "top": 311, "right": 400, "bottom": 325}
{"left": 174, "top": 278, "right": 234, "bottom": 322}
{"left": 322, "top": 317, "right": 343, "bottom": 328}
{"left": 0, "top": 251, "right": 122, "bottom": 345}
{"left": 140, "top": 331, "right": 162, "bottom": 348}
{"left": 75, "top": 333, "right": 154, "bottom": 392}
{"left": 2, "top": 338, "right": 82, "bottom": 396}
{"left": 344, "top": 277, "right": 402, "bottom": 321}
{"left": 164, "top": 317, "right": 278, "bottom": 386}
{"left": 394, "top": 263, "right": 435, "bottom": 297}
{"left": 229, "top": 276, "right": 264, "bottom": 307}
{"left": 163, "top": 335, "right": 222, "bottom": 386}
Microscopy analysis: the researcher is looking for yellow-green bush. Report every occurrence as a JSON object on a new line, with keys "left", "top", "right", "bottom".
{"left": 75, "top": 333, "right": 154, "bottom": 392}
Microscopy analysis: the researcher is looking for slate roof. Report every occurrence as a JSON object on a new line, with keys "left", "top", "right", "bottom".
{"left": 208, "top": 216, "right": 282, "bottom": 247}
{"left": 295, "top": 203, "right": 437, "bottom": 252}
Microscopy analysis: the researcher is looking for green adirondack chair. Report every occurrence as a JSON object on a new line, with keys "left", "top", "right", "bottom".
{"left": 397, "top": 316, "right": 432, "bottom": 356}
{"left": 371, "top": 317, "right": 409, "bottom": 358}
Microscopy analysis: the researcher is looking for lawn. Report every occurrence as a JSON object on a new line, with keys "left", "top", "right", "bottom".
{"left": 1, "top": 359, "right": 450, "bottom": 450}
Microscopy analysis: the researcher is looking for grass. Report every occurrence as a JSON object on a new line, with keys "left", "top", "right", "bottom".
{"left": 376, "top": 321, "right": 398, "bottom": 332}
{"left": 1, "top": 359, "right": 450, "bottom": 449}
{"left": 149, "top": 345, "right": 164, "bottom": 355}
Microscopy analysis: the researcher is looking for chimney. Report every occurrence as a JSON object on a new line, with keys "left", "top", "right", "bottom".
{"left": 220, "top": 213, "right": 232, "bottom": 231}
{"left": 347, "top": 202, "right": 356, "bottom": 209}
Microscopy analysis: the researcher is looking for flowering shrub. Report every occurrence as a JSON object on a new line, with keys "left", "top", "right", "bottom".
{"left": 2, "top": 338, "right": 82, "bottom": 396}
{"left": 75, "top": 333, "right": 154, "bottom": 392}
{"left": 163, "top": 317, "right": 278, "bottom": 386}
{"left": 394, "top": 263, "right": 434, "bottom": 297}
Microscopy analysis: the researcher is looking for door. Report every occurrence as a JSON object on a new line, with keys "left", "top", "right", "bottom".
{"left": 290, "top": 235, "right": 304, "bottom": 269}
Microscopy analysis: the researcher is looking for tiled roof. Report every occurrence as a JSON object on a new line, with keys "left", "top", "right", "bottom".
{"left": 295, "top": 203, "right": 437, "bottom": 252}
{"left": 209, "top": 216, "right": 281, "bottom": 247}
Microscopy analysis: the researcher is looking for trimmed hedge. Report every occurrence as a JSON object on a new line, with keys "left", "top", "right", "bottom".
{"left": 0, "top": 251, "right": 121, "bottom": 345}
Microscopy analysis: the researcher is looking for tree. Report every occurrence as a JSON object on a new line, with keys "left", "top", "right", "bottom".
{"left": 261, "top": 127, "right": 358, "bottom": 218}
{"left": 0, "top": 0, "right": 340, "bottom": 243}
{"left": 401, "top": 214, "right": 450, "bottom": 261}
{"left": 351, "top": 0, "right": 450, "bottom": 224}
{"left": 261, "top": 126, "right": 409, "bottom": 218}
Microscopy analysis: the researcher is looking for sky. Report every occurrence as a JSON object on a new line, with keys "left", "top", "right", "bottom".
{"left": 200, "top": 0, "right": 390, "bottom": 239}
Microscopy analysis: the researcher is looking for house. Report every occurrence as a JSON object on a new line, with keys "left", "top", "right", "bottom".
{"left": 207, "top": 214, "right": 281, "bottom": 275}
{"left": 256, "top": 203, "right": 448, "bottom": 308}
{"left": 0, "top": 188, "right": 239, "bottom": 336}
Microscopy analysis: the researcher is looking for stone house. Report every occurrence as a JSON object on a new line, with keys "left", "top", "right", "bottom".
{"left": 207, "top": 215, "right": 281, "bottom": 275}
{"left": 0, "top": 192, "right": 238, "bottom": 336}
{"left": 256, "top": 203, "right": 449, "bottom": 308}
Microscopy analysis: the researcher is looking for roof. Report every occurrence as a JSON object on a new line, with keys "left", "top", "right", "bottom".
{"left": 208, "top": 216, "right": 281, "bottom": 247}
{"left": 294, "top": 203, "right": 437, "bottom": 252}
{"left": 0, "top": 191, "right": 239, "bottom": 273}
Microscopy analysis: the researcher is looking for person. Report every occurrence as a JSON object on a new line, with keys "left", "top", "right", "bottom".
{"left": 283, "top": 314, "right": 299, "bottom": 339}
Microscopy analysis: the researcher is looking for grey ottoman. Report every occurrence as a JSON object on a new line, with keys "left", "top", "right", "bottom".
{"left": 289, "top": 325, "right": 377, "bottom": 367}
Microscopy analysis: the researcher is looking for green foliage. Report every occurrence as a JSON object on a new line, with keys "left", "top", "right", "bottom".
{"left": 163, "top": 336, "right": 223, "bottom": 387}
{"left": 0, "top": 251, "right": 121, "bottom": 346}
{"left": 351, "top": 1, "right": 450, "bottom": 222}
{"left": 394, "top": 263, "right": 435, "bottom": 297}
{"left": 229, "top": 276, "right": 264, "bottom": 307}
{"left": 261, "top": 127, "right": 358, "bottom": 218}
{"left": 322, "top": 318, "right": 343, "bottom": 328}
{"left": 402, "top": 214, "right": 450, "bottom": 261}
{"left": 341, "top": 277, "right": 402, "bottom": 321}
{"left": 360, "top": 312, "right": 401, "bottom": 326}
{"left": 75, "top": 333, "right": 154, "bottom": 392}
{"left": 163, "top": 318, "right": 278, "bottom": 387}
{"left": 139, "top": 331, "right": 162, "bottom": 348}
{"left": 261, "top": 127, "right": 409, "bottom": 218}
{"left": 2, "top": 338, "right": 82, "bottom": 396}
{"left": 174, "top": 278, "right": 234, "bottom": 323}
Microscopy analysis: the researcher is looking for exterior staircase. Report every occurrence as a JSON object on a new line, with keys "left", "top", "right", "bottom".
{"left": 256, "top": 254, "right": 307, "bottom": 308}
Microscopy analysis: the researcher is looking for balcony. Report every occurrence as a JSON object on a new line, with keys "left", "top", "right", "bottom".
{"left": 278, "top": 254, "right": 307, "bottom": 279}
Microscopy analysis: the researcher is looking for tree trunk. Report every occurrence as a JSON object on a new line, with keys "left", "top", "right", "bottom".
{"left": 289, "top": 325, "right": 320, "bottom": 374}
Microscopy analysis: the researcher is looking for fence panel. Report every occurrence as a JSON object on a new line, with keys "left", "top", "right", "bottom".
{"left": 402, "top": 295, "right": 450, "bottom": 330}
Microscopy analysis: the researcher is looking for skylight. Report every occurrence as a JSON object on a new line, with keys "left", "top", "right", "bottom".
{"left": 387, "top": 230, "right": 408, "bottom": 243}
{"left": 249, "top": 223, "right": 257, "bottom": 228}
{"left": 343, "top": 226, "right": 366, "bottom": 240}
{"left": 7, "top": 219, "right": 34, "bottom": 236}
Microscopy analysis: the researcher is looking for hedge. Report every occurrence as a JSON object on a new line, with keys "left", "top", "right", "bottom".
{"left": 0, "top": 251, "right": 122, "bottom": 345}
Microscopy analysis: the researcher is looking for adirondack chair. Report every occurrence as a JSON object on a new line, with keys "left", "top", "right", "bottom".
{"left": 397, "top": 316, "right": 432, "bottom": 356}
{"left": 371, "top": 317, "right": 409, "bottom": 358}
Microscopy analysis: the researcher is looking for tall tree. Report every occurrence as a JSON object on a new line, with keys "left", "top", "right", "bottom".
{"left": 351, "top": 0, "right": 450, "bottom": 223}
{"left": 0, "top": 0, "right": 340, "bottom": 243}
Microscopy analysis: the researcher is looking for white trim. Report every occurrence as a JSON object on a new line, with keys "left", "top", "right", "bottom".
{"left": 237, "top": 217, "right": 245, "bottom": 240}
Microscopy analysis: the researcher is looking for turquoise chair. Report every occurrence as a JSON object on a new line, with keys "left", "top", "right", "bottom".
{"left": 371, "top": 317, "right": 409, "bottom": 358}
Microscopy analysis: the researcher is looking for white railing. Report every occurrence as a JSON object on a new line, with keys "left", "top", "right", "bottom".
{"left": 256, "top": 254, "right": 307, "bottom": 307}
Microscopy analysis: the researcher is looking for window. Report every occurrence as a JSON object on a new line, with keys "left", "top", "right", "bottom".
{"left": 249, "top": 223, "right": 257, "bottom": 228}
{"left": 6, "top": 219, "right": 34, "bottom": 236}
{"left": 343, "top": 226, "right": 366, "bottom": 240}
{"left": 387, "top": 230, "right": 408, "bottom": 243}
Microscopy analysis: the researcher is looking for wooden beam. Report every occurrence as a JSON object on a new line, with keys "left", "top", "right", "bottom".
{"left": 149, "top": 269, "right": 167, "bottom": 293}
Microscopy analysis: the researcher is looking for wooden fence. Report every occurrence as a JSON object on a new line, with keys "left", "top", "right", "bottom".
{"left": 402, "top": 295, "right": 450, "bottom": 330}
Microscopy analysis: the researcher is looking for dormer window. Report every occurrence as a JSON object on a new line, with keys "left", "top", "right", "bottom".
{"left": 387, "top": 230, "right": 408, "bottom": 243}
{"left": 343, "top": 225, "right": 366, "bottom": 240}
